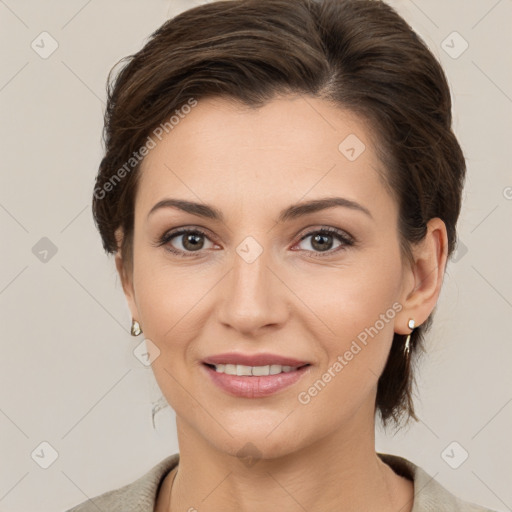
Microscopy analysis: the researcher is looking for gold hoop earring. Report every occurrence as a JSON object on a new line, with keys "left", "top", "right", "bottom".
{"left": 404, "top": 318, "right": 415, "bottom": 357}
{"left": 130, "top": 319, "right": 142, "bottom": 336}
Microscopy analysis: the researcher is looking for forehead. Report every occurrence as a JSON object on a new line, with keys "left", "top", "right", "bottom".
{"left": 136, "top": 95, "right": 393, "bottom": 219}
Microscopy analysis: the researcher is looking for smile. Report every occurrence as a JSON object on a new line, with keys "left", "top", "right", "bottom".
{"left": 209, "top": 363, "right": 304, "bottom": 376}
{"left": 202, "top": 362, "right": 311, "bottom": 398}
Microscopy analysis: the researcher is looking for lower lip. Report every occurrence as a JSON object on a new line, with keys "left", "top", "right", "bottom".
{"left": 202, "top": 363, "right": 310, "bottom": 398}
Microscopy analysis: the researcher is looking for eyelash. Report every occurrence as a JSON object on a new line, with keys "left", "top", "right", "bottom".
{"left": 154, "top": 226, "right": 355, "bottom": 259}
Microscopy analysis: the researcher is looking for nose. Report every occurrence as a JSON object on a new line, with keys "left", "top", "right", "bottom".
{"left": 215, "top": 243, "right": 290, "bottom": 336}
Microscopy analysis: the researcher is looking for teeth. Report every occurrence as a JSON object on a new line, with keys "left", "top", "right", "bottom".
{"left": 212, "top": 364, "right": 300, "bottom": 376}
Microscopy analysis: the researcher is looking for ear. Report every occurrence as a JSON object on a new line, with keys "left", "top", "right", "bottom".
{"left": 395, "top": 217, "right": 449, "bottom": 334}
{"left": 114, "top": 227, "right": 140, "bottom": 323}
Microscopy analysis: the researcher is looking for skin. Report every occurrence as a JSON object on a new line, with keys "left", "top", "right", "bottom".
{"left": 115, "top": 94, "right": 448, "bottom": 512}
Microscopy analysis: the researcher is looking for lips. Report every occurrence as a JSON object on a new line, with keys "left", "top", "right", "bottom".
{"left": 202, "top": 352, "right": 310, "bottom": 367}
{"left": 202, "top": 362, "right": 311, "bottom": 398}
{"left": 201, "top": 352, "right": 311, "bottom": 398}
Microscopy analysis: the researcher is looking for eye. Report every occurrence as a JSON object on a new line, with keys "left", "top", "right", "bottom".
{"left": 293, "top": 227, "right": 354, "bottom": 257}
{"left": 154, "top": 226, "right": 355, "bottom": 258}
{"left": 156, "top": 228, "right": 217, "bottom": 257}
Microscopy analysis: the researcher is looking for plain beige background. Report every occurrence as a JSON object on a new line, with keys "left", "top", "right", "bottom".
{"left": 0, "top": 1, "right": 511, "bottom": 511}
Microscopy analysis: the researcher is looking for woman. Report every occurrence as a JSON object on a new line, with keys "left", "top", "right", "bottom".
{"left": 67, "top": 0, "right": 496, "bottom": 510}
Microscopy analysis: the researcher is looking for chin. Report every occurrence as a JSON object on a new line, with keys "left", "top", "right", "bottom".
{"left": 221, "top": 438, "right": 300, "bottom": 463}
{"left": 203, "top": 421, "right": 311, "bottom": 462}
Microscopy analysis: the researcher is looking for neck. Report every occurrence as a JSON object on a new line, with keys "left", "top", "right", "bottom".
{"left": 165, "top": 410, "right": 413, "bottom": 512}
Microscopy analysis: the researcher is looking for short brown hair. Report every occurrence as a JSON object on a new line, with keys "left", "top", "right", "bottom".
{"left": 92, "top": 0, "right": 466, "bottom": 426}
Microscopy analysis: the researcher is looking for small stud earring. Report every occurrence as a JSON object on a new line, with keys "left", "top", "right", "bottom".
{"left": 130, "top": 319, "right": 142, "bottom": 336}
{"left": 404, "top": 318, "right": 415, "bottom": 356}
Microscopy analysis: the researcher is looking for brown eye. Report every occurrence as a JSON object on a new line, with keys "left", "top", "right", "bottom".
{"left": 180, "top": 232, "right": 206, "bottom": 251}
{"left": 295, "top": 227, "right": 354, "bottom": 257}
{"left": 310, "top": 233, "right": 336, "bottom": 252}
{"left": 158, "top": 228, "right": 215, "bottom": 257}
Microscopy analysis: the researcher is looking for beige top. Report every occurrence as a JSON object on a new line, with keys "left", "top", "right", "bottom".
{"left": 65, "top": 452, "right": 496, "bottom": 511}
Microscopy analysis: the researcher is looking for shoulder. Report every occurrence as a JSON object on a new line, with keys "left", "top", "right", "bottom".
{"left": 378, "top": 453, "right": 497, "bottom": 512}
{"left": 64, "top": 453, "right": 179, "bottom": 512}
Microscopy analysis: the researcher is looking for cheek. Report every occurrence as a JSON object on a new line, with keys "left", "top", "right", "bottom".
{"left": 292, "top": 246, "right": 402, "bottom": 344}
{"left": 294, "top": 308, "right": 399, "bottom": 437}
{"left": 133, "top": 254, "right": 205, "bottom": 338}
{"left": 133, "top": 266, "right": 200, "bottom": 410}
{"left": 293, "top": 256, "right": 402, "bottom": 409}
{"left": 131, "top": 258, "right": 218, "bottom": 398}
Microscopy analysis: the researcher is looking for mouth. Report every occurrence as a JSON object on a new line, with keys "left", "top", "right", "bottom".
{"left": 201, "top": 354, "right": 311, "bottom": 398}
{"left": 203, "top": 362, "right": 310, "bottom": 376}
{"left": 202, "top": 352, "right": 310, "bottom": 368}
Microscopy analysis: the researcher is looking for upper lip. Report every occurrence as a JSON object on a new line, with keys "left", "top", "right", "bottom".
{"left": 203, "top": 352, "right": 310, "bottom": 367}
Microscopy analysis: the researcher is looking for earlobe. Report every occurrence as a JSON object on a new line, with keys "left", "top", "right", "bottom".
{"left": 396, "top": 217, "right": 449, "bottom": 334}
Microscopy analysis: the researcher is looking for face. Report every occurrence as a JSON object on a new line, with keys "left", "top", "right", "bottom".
{"left": 118, "top": 95, "right": 415, "bottom": 459}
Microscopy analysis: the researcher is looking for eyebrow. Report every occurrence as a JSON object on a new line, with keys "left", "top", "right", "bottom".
{"left": 147, "top": 197, "right": 373, "bottom": 222}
